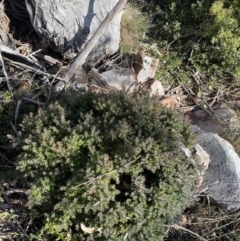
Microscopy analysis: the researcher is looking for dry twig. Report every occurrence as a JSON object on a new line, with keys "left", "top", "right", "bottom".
{"left": 54, "top": 0, "right": 128, "bottom": 92}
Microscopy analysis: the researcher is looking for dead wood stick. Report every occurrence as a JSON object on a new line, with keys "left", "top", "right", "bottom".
{"left": 54, "top": 0, "right": 127, "bottom": 93}
{"left": 0, "top": 43, "right": 44, "bottom": 71}
{"left": 0, "top": 234, "right": 14, "bottom": 240}
{"left": 88, "top": 68, "right": 117, "bottom": 90}
{"left": 3, "top": 188, "right": 28, "bottom": 195}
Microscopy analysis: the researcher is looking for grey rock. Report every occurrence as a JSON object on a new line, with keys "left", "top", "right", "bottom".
{"left": 181, "top": 143, "right": 210, "bottom": 190}
{"left": 195, "top": 144, "right": 210, "bottom": 189}
{"left": 101, "top": 68, "right": 136, "bottom": 91}
{"left": 192, "top": 125, "right": 240, "bottom": 210}
{"left": 26, "top": 0, "right": 123, "bottom": 62}
{"left": 193, "top": 104, "right": 238, "bottom": 134}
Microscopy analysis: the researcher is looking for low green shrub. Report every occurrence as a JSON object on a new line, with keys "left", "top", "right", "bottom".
{"left": 131, "top": 0, "right": 240, "bottom": 103}
{"left": 0, "top": 91, "right": 14, "bottom": 146}
{"left": 0, "top": 91, "right": 15, "bottom": 202}
{"left": 14, "top": 91, "right": 198, "bottom": 240}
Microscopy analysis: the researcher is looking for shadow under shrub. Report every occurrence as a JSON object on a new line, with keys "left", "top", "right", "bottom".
{"left": 15, "top": 91, "right": 198, "bottom": 240}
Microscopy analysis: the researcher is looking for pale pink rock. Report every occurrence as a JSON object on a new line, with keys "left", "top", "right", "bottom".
{"left": 150, "top": 80, "right": 164, "bottom": 97}
{"left": 132, "top": 51, "right": 159, "bottom": 83}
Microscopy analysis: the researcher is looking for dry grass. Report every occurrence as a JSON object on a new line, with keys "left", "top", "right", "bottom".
{"left": 120, "top": 3, "right": 150, "bottom": 53}
{"left": 165, "top": 198, "right": 240, "bottom": 241}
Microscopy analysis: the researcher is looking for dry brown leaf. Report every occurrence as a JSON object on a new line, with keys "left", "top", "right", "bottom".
{"left": 159, "top": 96, "right": 179, "bottom": 109}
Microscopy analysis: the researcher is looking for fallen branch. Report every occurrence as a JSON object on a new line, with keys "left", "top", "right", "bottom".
{"left": 3, "top": 189, "right": 28, "bottom": 195}
{"left": 0, "top": 50, "right": 12, "bottom": 96}
{"left": 54, "top": 0, "right": 127, "bottom": 92}
{"left": 164, "top": 224, "right": 208, "bottom": 241}
{"left": 88, "top": 68, "right": 117, "bottom": 90}
{"left": 22, "top": 97, "right": 46, "bottom": 106}
{"left": 0, "top": 43, "right": 44, "bottom": 71}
